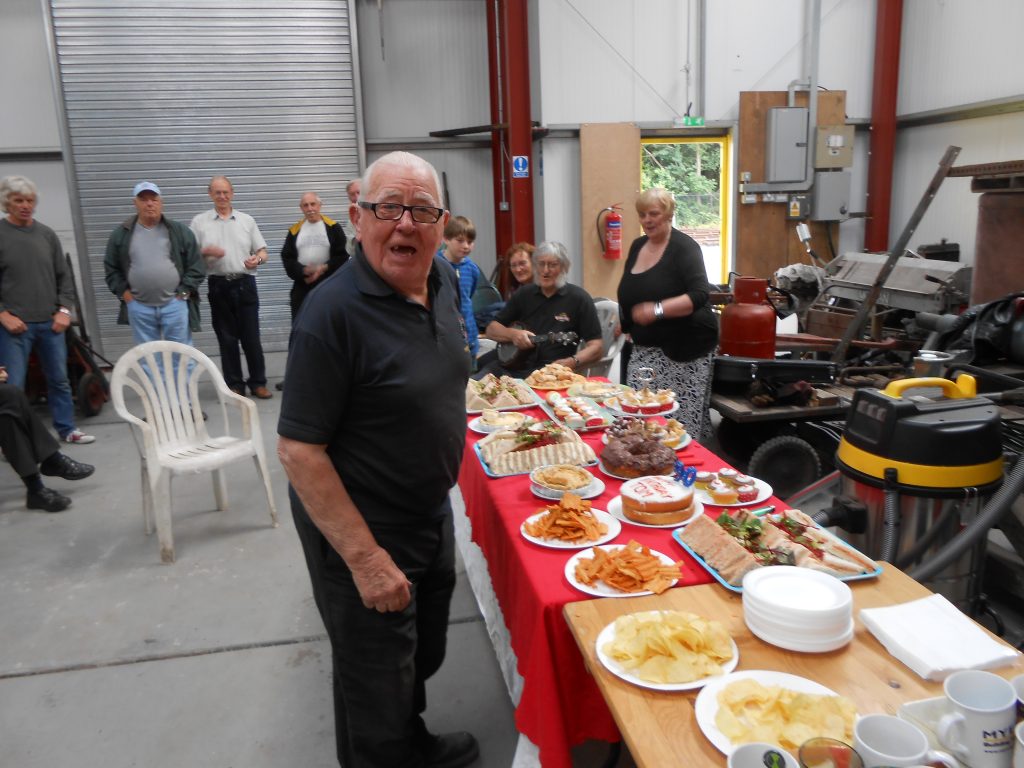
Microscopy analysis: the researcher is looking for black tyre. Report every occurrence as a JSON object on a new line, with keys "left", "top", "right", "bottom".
{"left": 714, "top": 419, "right": 783, "bottom": 467}
{"left": 77, "top": 371, "right": 107, "bottom": 417}
{"left": 747, "top": 435, "right": 822, "bottom": 500}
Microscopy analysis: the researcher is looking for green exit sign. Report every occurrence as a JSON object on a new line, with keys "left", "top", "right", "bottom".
{"left": 683, "top": 116, "right": 704, "bottom": 127}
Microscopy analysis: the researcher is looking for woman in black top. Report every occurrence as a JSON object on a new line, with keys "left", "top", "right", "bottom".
{"left": 617, "top": 188, "right": 719, "bottom": 441}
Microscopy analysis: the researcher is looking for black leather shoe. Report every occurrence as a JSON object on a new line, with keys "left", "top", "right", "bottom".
{"left": 424, "top": 732, "right": 479, "bottom": 768}
{"left": 27, "top": 487, "right": 72, "bottom": 512}
{"left": 40, "top": 452, "right": 95, "bottom": 481}
{"left": 275, "top": 380, "right": 284, "bottom": 391}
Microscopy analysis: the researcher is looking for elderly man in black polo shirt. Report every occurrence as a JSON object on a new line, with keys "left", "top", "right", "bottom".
{"left": 277, "top": 152, "right": 477, "bottom": 768}
{"left": 480, "top": 240, "right": 603, "bottom": 378}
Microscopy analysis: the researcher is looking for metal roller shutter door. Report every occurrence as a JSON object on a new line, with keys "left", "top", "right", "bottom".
{"left": 48, "top": 0, "right": 361, "bottom": 358}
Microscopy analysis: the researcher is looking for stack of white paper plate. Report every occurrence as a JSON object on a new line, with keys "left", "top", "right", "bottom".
{"left": 741, "top": 566, "right": 854, "bottom": 653}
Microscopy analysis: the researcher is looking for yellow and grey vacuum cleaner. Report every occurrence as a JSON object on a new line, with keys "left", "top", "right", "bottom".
{"left": 834, "top": 375, "right": 1005, "bottom": 611}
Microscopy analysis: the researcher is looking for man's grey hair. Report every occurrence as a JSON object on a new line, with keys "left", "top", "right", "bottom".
{"left": 533, "top": 241, "right": 571, "bottom": 289}
{"left": 361, "top": 152, "right": 443, "bottom": 208}
{"left": 300, "top": 191, "right": 322, "bottom": 204}
{"left": 0, "top": 175, "right": 38, "bottom": 213}
{"left": 208, "top": 175, "right": 233, "bottom": 192}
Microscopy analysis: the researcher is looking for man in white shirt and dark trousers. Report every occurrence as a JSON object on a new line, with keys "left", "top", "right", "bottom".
{"left": 190, "top": 176, "right": 273, "bottom": 399}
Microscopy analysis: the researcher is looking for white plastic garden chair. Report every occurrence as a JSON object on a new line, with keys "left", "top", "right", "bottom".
{"left": 581, "top": 299, "right": 626, "bottom": 379}
{"left": 110, "top": 340, "right": 278, "bottom": 563}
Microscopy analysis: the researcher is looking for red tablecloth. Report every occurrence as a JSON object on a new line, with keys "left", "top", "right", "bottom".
{"left": 457, "top": 395, "right": 782, "bottom": 768}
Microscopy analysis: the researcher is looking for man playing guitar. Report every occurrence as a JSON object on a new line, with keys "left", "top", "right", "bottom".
{"left": 477, "top": 241, "right": 603, "bottom": 379}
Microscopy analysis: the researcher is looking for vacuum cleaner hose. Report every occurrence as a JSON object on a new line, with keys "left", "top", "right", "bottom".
{"left": 911, "top": 454, "right": 1024, "bottom": 583}
{"left": 880, "top": 468, "right": 901, "bottom": 564}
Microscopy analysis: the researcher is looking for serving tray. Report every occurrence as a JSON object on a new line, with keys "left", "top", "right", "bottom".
{"left": 672, "top": 516, "right": 882, "bottom": 593}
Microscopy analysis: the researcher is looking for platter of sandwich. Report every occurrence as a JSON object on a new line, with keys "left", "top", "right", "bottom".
{"left": 673, "top": 508, "right": 880, "bottom": 592}
{"left": 466, "top": 374, "right": 539, "bottom": 413}
{"left": 474, "top": 420, "right": 598, "bottom": 477}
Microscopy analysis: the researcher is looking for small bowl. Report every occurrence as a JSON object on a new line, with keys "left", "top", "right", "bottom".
{"left": 727, "top": 742, "right": 798, "bottom": 768}
{"left": 478, "top": 411, "right": 528, "bottom": 432}
{"left": 529, "top": 464, "right": 594, "bottom": 497}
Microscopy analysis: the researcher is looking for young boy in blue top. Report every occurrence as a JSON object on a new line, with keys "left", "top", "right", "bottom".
{"left": 443, "top": 215, "right": 483, "bottom": 367}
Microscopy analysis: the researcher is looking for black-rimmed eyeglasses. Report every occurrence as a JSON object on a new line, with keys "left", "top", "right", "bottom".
{"left": 358, "top": 201, "right": 445, "bottom": 224}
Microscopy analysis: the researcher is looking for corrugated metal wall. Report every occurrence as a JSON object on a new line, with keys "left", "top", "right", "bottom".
{"left": 49, "top": 0, "right": 361, "bottom": 358}
{"left": 899, "top": 0, "right": 1024, "bottom": 114}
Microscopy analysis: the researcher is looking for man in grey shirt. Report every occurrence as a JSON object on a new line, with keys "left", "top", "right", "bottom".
{"left": 103, "top": 182, "right": 204, "bottom": 347}
{"left": 0, "top": 175, "right": 95, "bottom": 445}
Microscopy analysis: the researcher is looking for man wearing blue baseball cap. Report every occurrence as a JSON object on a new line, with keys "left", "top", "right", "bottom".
{"left": 103, "top": 181, "right": 205, "bottom": 349}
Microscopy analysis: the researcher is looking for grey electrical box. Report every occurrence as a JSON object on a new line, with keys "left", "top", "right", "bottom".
{"left": 815, "top": 124, "right": 855, "bottom": 169}
{"left": 811, "top": 171, "right": 851, "bottom": 221}
{"left": 766, "top": 107, "right": 808, "bottom": 182}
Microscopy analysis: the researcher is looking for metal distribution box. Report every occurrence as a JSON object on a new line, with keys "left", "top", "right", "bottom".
{"left": 815, "top": 125, "right": 855, "bottom": 169}
{"left": 766, "top": 107, "right": 808, "bottom": 182}
{"left": 811, "top": 170, "right": 851, "bottom": 221}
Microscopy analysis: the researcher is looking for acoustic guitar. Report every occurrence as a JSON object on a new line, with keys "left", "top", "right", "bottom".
{"left": 496, "top": 329, "right": 579, "bottom": 370}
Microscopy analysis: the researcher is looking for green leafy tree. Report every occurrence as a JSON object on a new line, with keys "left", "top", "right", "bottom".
{"left": 641, "top": 143, "right": 721, "bottom": 228}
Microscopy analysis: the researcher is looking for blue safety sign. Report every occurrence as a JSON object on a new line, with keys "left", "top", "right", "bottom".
{"left": 512, "top": 155, "right": 529, "bottom": 178}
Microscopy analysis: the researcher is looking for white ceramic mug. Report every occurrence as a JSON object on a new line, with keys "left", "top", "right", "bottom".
{"left": 1012, "top": 673, "right": 1024, "bottom": 721}
{"left": 853, "top": 714, "right": 957, "bottom": 767}
{"left": 936, "top": 669, "right": 1016, "bottom": 768}
{"left": 1013, "top": 721, "right": 1024, "bottom": 768}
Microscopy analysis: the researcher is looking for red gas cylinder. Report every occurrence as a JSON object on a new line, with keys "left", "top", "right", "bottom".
{"left": 719, "top": 276, "right": 776, "bottom": 359}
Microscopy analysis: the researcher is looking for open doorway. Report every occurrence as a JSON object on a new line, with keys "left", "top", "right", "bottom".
{"left": 640, "top": 136, "right": 731, "bottom": 283}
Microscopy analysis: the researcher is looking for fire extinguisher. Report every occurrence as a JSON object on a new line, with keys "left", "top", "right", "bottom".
{"left": 597, "top": 205, "right": 623, "bottom": 260}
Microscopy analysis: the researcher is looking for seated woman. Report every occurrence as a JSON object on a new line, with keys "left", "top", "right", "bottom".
{"left": 1, "top": 367, "right": 94, "bottom": 512}
{"left": 503, "top": 241, "right": 535, "bottom": 297}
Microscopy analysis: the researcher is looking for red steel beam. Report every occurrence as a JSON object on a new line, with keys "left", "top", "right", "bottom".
{"left": 504, "top": 0, "right": 535, "bottom": 248}
{"left": 865, "top": 0, "right": 904, "bottom": 251}
{"left": 487, "top": 0, "right": 534, "bottom": 295}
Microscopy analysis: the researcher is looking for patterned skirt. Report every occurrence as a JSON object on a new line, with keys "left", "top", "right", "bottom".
{"left": 626, "top": 345, "right": 714, "bottom": 443}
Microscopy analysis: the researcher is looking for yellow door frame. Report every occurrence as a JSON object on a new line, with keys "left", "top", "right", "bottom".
{"left": 640, "top": 135, "right": 732, "bottom": 283}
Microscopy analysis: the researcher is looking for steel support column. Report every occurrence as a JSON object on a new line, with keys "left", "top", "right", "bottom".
{"left": 487, "top": 0, "right": 534, "bottom": 294}
{"left": 865, "top": 0, "right": 903, "bottom": 251}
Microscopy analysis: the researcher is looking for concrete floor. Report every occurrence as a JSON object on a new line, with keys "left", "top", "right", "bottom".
{"left": 1, "top": 351, "right": 626, "bottom": 768}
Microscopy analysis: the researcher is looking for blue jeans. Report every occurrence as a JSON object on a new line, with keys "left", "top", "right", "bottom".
{"left": 0, "top": 322, "right": 76, "bottom": 438}
{"left": 126, "top": 298, "right": 191, "bottom": 346}
{"left": 126, "top": 299, "right": 194, "bottom": 381}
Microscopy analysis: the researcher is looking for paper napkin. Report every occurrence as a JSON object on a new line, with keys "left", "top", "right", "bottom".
{"left": 859, "top": 593, "right": 1020, "bottom": 681}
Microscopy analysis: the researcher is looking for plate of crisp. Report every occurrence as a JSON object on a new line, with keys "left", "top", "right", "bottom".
{"left": 595, "top": 610, "right": 739, "bottom": 691}
{"left": 520, "top": 494, "right": 621, "bottom": 549}
{"left": 694, "top": 670, "right": 856, "bottom": 755}
{"left": 565, "top": 541, "right": 682, "bottom": 597}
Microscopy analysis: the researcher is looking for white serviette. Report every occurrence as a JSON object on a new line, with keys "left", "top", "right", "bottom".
{"left": 859, "top": 593, "right": 1020, "bottom": 681}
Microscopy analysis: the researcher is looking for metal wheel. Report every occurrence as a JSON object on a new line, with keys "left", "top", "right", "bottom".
{"left": 747, "top": 435, "right": 822, "bottom": 500}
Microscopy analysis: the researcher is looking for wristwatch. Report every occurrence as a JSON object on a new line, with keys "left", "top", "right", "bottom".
{"left": 57, "top": 307, "right": 71, "bottom": 317}
{"left": 571, "top": 355, "right": 580, "bottom": 368}
{"left": 653, "top": 301, "right": 665, "bottom": 320}
{"left": 176, "top": 290, "right": 190, "bottom": 300}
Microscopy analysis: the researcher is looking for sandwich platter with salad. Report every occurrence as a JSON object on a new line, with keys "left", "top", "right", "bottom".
{"left": 673, "top": 507, "right": 881, "bottom": 592}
